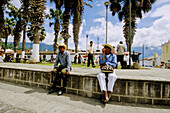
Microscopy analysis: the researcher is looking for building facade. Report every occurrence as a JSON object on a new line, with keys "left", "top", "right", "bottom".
{"left": 161, "top": 41, "right": 170, "bottom": 66}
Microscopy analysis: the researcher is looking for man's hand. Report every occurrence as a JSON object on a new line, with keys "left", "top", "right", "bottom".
{"left": 66, "top": 72, "right": 70, "bottom": 75}
{"left": 102, "top": 48, "right": 106, "bottom": 54}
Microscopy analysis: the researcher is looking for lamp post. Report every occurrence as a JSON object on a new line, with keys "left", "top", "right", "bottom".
{"left": 104, "top": 1, "right": 110, "bottom": 44}
{"left": 129, "top": 0, "right": 132, "bottom": 68}
{"left": 142, "top": 44, "right": 144, "bottom": 67}
{"left": 86, "top": 35, "right": 88, "bottom": 51}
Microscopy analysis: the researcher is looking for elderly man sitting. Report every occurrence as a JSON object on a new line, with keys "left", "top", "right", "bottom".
{"left": 48, "top": 42, "right": 72, "bottom": 95}
{"left": 97, "top": 44, "right": 117, "bottom": 103}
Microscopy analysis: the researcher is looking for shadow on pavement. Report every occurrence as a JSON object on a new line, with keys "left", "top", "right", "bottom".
{"left": 1, "top": 81, "right": 170, "bottom": 110}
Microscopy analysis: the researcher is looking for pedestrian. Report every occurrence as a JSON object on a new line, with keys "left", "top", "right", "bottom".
{"left": 48, "top": 42, "right": 72, "bottom": 95}
{"left": 117, "top": 41, "right": 126, "bottom": 69}
{"left": 87, "top": 41, "right": 96, "bottom": 67}
{"left": 78, "top": 54, "right": 82, "bottom": 64}
{"left": 97, "top": 44, "right": 117, "bottom": 103}
{"left": 74, "top": 54, "right": 78, "bottom": 64}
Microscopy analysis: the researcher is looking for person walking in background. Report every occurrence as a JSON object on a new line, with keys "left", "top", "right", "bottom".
{"left": 117, "top": 41, "right": 126, "bottom": 69}
{"left": 87, "top": 41, "right": 96, "bottom": 67}
{"left": 78, "top": 54, "right": 82, "bottom": 64}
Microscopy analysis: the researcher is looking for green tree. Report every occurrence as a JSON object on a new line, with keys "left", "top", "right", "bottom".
{"left": 0, "top": 0, "right": 10, "bottom": 38}
{"left": 7, "top": 3, "right": 22, "bottom": 58}
{"left": 20, "top": 0, "right": 30, "bottom": 58}
{"left": 3, "top": 18, "right": 15, "bottom": 54}
{"left": 28, "top": 0, "right": 46, "bottom": 63}
{"left": 46, "top": 9, "right": 63, "bottom": 53}
{"left": 72, "top": 0, "right": 92, "bottom": 53}
{"left": 110, "top": 0, "right": 156, "bottom": 51}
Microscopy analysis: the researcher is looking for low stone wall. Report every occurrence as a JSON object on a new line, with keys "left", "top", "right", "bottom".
{"left": 0, "top": 67, "right": 170, "bottom": 105}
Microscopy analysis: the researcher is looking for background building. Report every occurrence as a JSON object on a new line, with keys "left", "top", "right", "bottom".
{"left": 161, "top": 41, "right": 170, "bottom": 67}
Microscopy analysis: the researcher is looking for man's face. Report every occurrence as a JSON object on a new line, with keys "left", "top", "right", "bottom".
{"left": 59, "top": 46, "right": 65, "bottom": 52}
{"left": 90, "top": 42, "right": 93, "bottom": 46}
{"left": 105, "top": 47, "right": 111, "bottom": 54}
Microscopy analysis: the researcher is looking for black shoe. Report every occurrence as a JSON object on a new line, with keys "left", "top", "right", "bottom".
{"left": 48, "top": 88, "right": 57, "bottom": 94}
{"left": 57, "top": 89, "right": 63, "bottom": 95}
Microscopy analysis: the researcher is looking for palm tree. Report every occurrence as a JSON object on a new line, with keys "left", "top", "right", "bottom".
{"left": 60, "top": 0, "right": 72, "bottom": 47}
{"left": 110, "top": 0, "right": 156, "bottom": 51}
{"left": 72, "top": 0, "right": 92, "bottom": 53}
{"left": 28, "top": 0, "right": 46, "bottom": 63}
{"left": 46, "top": 9, "right": 63, "bottom": 53}
{"left": 7, "top": 3, "right": 23, "bottom": 59}
{"left": 0, "top": 0, "right": 10, "bottom": 38}
{"left": 3, "top": 18, "right": 15, "bottom": 56}
{"left": 72, "top": 0, "right": 83, "bottom": 53}
{"left": 20, "top": 0, "right": 30, "bottom": 59}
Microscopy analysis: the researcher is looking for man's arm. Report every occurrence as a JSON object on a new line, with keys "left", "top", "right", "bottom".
{"left": 117, "top": 45, "right": 119, "bottom": 52}
{"left": 65, "top": 52, "right": 72, "bottom": 74}
{"left": 54, "top": 54, "right": 59, "bottom": 69}
{"left": 87, "top": 47, "right": 91, "bottom": 54}
{"left": 99, "top": 54, "right": 106, "bottom": 65}
{"left": 106, "top": 54, "right": 117, "bottom": 68}
{"left": 93, "top": 47, "right": 95, "bottom": 55}
{"left": 124, "top": 46, "right": 126, "bottom": 52}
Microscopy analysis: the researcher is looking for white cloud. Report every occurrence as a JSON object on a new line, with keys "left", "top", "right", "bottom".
{"left": 150, "top": 4, "right": 170, "bottom": 18}
{"left": 96, "top": 4, "right": 101, "bottom": 7}
{"left": 155, "top": 0, "right": 170, "bottom": 5}
{"left": 133, "top": 4, "right": 170, "bottom": 47}
{"left": 86, "top": 17, "right": 124, "bottom": 49}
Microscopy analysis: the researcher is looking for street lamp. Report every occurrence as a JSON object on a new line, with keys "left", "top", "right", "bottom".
{"left": 86, "top": 35, "right": 88, "bottom": 51}
{"left": 129, "top": 0, "right": 132, "bottom": 68}
{"left": 104, "top": 1, "right": 110, "bottom": 44}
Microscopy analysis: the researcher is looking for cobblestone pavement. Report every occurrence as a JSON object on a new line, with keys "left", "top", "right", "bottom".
{"left": 0, "top": 63, "right": 170, "bottom": 82}
{"left": 0, "top": 102, "right": 34, "bottom": 113}
{"left": 0, "top": 81, "right": 170, "bottom": 113}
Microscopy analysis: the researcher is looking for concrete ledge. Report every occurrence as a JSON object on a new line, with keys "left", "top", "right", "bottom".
{"left": 0, "top": 67, "right": 170, "bottom": 106}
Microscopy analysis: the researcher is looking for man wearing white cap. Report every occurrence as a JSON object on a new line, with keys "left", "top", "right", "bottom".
{"left": 97, "top": 44, "right": 117, "bottom": 103}
{"left": 48, "top": 42, "right": 72, "bottom": 95}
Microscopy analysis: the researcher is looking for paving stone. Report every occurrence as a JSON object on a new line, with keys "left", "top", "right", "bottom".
{"left": 0, "top": 105, "right": 13, "bottom": 113}
{"left": 6, "top": 108, "right": 24, "bottom": 113}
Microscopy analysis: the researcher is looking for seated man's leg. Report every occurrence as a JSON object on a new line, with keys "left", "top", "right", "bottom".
{"left": 58, "top": 69, "right": 67, "bottom": 95}
{"left": 97, "top": 72, "right": 111, "bottom": 103}
{"left": 48, "top": 69, "right": 58, "bottom": 94}
{"left": 97, "top": 72, "right": 106, "bottom": 92}
{"left": 49, "top": 67, "right": 63, "bottom": 94}
{"left": 107, "top": 72, "right": 117, "bottom": 92}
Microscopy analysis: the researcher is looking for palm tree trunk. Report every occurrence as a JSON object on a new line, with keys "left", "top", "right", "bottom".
{"left": 53, "top": 19, "right": 60, "bottom": 53}
{"left": 0, "top": 5, "right": 4, "bottom": 38}
{"left": 123, "top": 10, "right": 136, "bottom": 51}
{"left": 62, "top": 0, "right": 71, "bottom": 48}
{"left": 4, "top": 36, "right": 8, "bottom": 57}
{"left": 73, "top": 0, "right": 83, "bottom": 53}
{"left": 21, "top": 24, "right": 27, "bottom": 58}
{"left": 14, "top": 46, "right": 17, "bottom": 59}
{"left": 29, "top": 27, "right": 40, "bottom": 63}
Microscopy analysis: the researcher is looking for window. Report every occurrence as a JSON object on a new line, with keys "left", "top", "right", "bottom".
{"left": 166, "top": 45, "right": 168, "bottom": 53}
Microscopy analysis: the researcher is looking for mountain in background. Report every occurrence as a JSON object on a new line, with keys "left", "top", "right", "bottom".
{"left": 7, "top": 42, "right": 161, "bottom": 59}
{"left": 6, "top": 42, "right": 54, "bottom": 51}
{"left": 18, "top": 42, "right": 54, "bottom": 51}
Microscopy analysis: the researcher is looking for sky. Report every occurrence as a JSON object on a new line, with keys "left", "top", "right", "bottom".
{"left": 5, "top": 0, "right": 170, "bottom": 51}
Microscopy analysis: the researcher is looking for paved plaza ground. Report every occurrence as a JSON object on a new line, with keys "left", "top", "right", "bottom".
{"left": 0, "top": 81, "right": 170, "bottom": 113}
